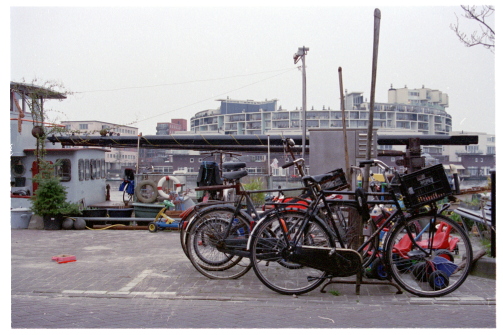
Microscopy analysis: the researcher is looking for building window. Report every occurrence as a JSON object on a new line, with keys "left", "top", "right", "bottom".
{"left": 79, "top": 124, "right": 88, "bottom": 130}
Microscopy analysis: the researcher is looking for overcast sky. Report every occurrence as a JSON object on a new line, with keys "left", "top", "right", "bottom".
{"left": 10, "top": 3, "right": 496, "bottom": 136}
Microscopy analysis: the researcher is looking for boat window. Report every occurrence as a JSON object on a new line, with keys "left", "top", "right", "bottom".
{"left": 55, "top": 159, "right": 71, "bottom": 182}
{"left": 90, "top": 159, "right": 96, "bottom": 179}
{"left": 101, "top": 159, "right": 106, "bottom": 178}
{"left": 85, "top": 159, "right": 90, "bottom": 180}
{"left": 96, "top": 159, "right": 101, "bottom": 179}
{"left": 11, "top": 158, "right": 26, "bottom": 176}
{"left": 78, "top": 159, "right": 84, "bottom": 181}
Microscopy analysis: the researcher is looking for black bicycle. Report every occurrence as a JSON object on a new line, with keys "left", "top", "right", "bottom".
{"left": 248, "top": 160, "right": 473, "bottom": 297}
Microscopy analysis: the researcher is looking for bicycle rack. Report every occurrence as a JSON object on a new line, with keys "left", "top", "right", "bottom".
{"left": 319, "top": 272, "right": 403, "bottom": 295}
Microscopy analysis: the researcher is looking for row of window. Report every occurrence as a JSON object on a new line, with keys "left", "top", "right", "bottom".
{"left": 75, "top": 123, "right": 136, "bottom": 135}
{"left": 54, "top": 158, "right": 106, "bottom": 182}
{"left": 106, "top": 153, "right": 137, "bottom": 160}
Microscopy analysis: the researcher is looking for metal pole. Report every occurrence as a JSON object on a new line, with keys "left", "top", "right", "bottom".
{"left": 363, "top": 8, "right": 381, "bottom": 190}
{"left": 267, "top": 135, "right": 272, "bottom": 189}
{"left": 491, "top": 169, "right": 495, "bottom": 257}
{"left": 136, "top": 132, "right": 142, "bottom": 175}
{"left": 301, "top": 48, "right": 307, "bottom": 159}
{"left": 294, "top": 46, "right": 309, "bottom": 159}
{"left": 338, "top": 67, "right": 351, "bottom": 190}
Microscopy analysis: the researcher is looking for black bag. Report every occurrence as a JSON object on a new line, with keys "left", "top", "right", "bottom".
{"left": 196, "top": 161, "right": 223, "bottom": 186}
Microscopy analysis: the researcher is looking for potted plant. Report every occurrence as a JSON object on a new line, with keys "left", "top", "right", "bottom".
{"left": 30, "top": 161, "right": 81, "bottom": 229}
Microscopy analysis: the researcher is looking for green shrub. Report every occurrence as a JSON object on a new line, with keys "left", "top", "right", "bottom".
{"left": 29, "top": 160, "right": 80, "bottom": 217}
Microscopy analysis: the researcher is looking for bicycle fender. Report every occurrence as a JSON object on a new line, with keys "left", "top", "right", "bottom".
{"left": 246, "top": 208, "right": 324, "bottom": 251}
{"left": 185, "top": 204, "right": 254, "bottom": 235}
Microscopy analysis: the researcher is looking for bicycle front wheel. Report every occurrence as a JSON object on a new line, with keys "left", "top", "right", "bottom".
{"left": 249, "top": 210, "right": 334, "bottom": 295}
{"left": 385, "top": 213, "right": 473, "bottom": 297}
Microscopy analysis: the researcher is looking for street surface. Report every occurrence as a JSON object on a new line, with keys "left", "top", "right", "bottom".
{"left": 10, "top": 229, "right": 496, "bottom": 329}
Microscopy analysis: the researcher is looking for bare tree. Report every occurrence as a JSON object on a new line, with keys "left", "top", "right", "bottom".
{"left": 451, "top": 5, "right": 495, "bottom": 52}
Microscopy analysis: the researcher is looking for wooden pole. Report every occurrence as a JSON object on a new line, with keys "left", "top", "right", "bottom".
{"left": 363, "top": 8, "right": 381, "bottom": 191}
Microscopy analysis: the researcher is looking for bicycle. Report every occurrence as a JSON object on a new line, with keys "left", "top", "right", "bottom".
{"left": 185, "top": 167, "right": 310, "bottom": 279}
{"left": 182, "top": 138, "right": 318, "bottom": 279}
{"left": 119, "top": 168, "right": 135, "bottom": 205}
{"left": 247, "top": 159, "right": 473, "bottom": 297}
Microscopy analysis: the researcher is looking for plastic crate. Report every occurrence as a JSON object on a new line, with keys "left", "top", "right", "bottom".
{"left": 397, "top": 164, "right": 452, "bottom": 209}
{"left": 320, "top": 168, "right": 349, "bottom": 191}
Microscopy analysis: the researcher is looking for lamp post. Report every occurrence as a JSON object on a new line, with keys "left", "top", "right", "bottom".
{"left": 294, "top": 46, "right": 309, "bottom": 158}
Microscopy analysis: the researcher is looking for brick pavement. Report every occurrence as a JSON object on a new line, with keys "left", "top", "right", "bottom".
{"left": 10, "top": 229, "right": 496, "bottom": 328}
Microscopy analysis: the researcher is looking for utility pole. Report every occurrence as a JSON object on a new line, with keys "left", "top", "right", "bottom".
{"left": 294, "top": 46, "right": 309, "bottom": 159}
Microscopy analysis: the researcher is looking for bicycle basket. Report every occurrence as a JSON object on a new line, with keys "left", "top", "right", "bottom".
{"left": 320, "top": 168, "right": 349, "bottom": 191}
{"left": 397, "top": 164, "right": 452, "bottom": 209}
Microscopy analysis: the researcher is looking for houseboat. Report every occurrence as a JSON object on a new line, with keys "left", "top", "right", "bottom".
{"left": 10, "top": 82, "right": 109, "bottom": 227}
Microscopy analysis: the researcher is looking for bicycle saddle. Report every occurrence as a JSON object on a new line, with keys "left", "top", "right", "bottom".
{"left": 222, "top": 162, "right": 246, "bottom": 171}
{"left": 222, "top": 169, "right": 248, "bottom": 180}
{"left": 301, "top": 172, "right": 332, "bottom": 185}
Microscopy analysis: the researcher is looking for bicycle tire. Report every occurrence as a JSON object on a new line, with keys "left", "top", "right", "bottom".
{"left": 186, "top": 207, "right": 252, "bottom": 279}
{"left": 181, "top": 204, "right": 252, "bottom": 259}
{"left": 249, "top": 210, "right": 334, "bottom": 295}
{"left": 384, "top": 213, "right": 473, "bottom": 297}
{"left": 179, "top": 209, "right": 197, "bottom": 258}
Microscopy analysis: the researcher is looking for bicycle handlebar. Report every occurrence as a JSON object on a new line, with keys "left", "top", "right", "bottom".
{"left": 282, "top": 158, "right": 304, "bottom": 169}
{"left": 358, "top": 159, "right": 391, "bottom": 171}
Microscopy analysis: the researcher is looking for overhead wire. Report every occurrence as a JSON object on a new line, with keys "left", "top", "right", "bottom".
{"left": 129, "top": 67, "right": 298, "bottom": 126}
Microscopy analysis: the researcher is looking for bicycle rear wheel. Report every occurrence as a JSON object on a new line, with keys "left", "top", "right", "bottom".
{"left": 186, "top": 207, "right": 252, "bottom": 279}
{"left": 249, "top": 210, "right": 334, "bottom": 295}
{"left": 385, "top": 213, "right": 473, "bottom": 297}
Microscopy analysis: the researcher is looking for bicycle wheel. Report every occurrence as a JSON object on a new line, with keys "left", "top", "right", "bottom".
{"left": 123, "top": 189, "right": 133, "bottom": 205}
{"left": 186, "top": 207, "right": 252, "bottom": 279}
{"left": 249, "top": 210, "right": 334, "bottom": 295}
{"left": 385, "top": 213, "right": 473, "bottom": 297}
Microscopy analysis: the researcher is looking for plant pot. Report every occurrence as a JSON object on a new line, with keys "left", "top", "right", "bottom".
{"left": 11, "top": 208, "right": 33, "bottom": 229}
{"left": 43, "top": 215, "right": 63, "bottom": 230}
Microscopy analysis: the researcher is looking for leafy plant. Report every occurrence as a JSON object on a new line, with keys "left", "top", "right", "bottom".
{"left": 29, "top": 161, "right": 80, "bottom": 217}
{"left": 448, "top": 212, "right": 462, "bottom": 223}
{"left": 243, "top": 177, "right": 265, "bottom": 206}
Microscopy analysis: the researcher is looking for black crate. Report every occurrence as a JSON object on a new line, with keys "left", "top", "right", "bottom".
{"left": 320, "top": 168, "right": 349, "bottom": 191}
{"left": 397, "top": 164, "right": 452, "bottom": 209}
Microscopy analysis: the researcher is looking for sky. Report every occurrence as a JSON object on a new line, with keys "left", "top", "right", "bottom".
{"left": 9, "top": 3, "right": 496, "bottom": 136}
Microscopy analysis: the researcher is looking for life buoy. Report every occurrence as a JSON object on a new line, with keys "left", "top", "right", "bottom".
{"left": 157, "top": 175, "right": 183, "bottom": 199}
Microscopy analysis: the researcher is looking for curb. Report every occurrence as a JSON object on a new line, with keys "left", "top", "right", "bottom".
{"left": 470, "top": 256, "right": 496, "bottom": 279}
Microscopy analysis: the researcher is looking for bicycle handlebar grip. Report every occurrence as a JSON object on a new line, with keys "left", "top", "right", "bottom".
{"left": 282, "top": 161, "right": 295, "bottom": 169}
{"left": 358, "top": 160, "right": 375, "bottom": 167}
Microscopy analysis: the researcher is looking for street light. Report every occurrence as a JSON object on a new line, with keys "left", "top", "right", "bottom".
{"left": 294, "top": 46, "right": 309, "bottom": 158}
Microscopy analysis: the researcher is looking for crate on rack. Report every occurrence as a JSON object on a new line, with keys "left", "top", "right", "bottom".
{"left": 397, "top": 164, "right": 452, "bottom": 209}
{"left": 320, "top": 168, "right": 349, "bottom": 191}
